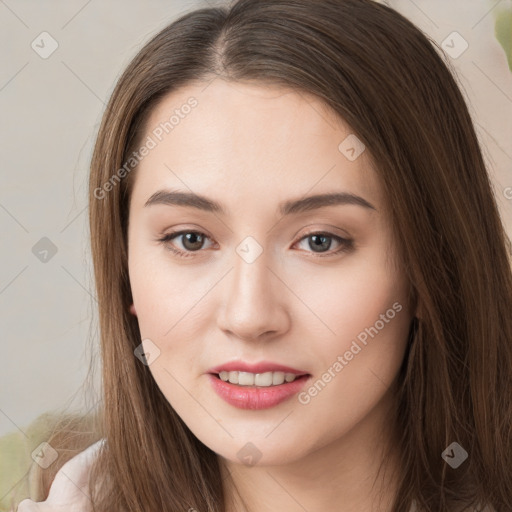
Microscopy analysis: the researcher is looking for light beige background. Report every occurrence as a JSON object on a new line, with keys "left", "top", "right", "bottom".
{"left": 1, "top": 0, "right": 511, "bottom": 437}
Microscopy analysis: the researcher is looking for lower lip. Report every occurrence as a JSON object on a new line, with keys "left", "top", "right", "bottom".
{"left": 207, "top": 373, "right": 310, "bottom": 410}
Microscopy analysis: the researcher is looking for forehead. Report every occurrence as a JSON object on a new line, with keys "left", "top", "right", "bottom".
{"left": 132, "top": 79, "right": 382, "bottom": 211}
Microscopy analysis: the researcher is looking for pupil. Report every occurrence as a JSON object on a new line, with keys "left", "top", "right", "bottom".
{"left": 309, "top": 234, "right": 331, "bottom": 252}
{"left": 183, "top": 232, "right": 204, "bottom": 251}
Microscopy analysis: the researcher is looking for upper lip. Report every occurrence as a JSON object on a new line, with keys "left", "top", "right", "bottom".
{"left": 207, "top": 361, "right": 309, "bottom": 376}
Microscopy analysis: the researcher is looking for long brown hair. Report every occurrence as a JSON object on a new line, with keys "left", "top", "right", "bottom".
{"left": 20, "top": 0, "right": 512, "bottom": 510}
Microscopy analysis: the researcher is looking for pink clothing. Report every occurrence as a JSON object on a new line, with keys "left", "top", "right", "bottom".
{"left": 16, "top": 439, "right": 104, "bottom": 511}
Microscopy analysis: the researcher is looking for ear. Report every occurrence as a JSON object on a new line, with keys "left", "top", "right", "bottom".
{"left": 129, "top": 304, "right": 137, "bottom": 316}
{"left": 408, "top": 283, "right": 423, "bottom": 322}
{"left": 414, "top": 300, "right": 425, "bottom": 322}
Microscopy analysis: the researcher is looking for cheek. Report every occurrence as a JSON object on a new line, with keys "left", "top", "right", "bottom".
{"left": 292, "top": 247, "right": 412, "bottom": 401}
{"left": 293, "top": 251, "right": 412, "bottom": 420}
{"left": 294, "top": 250, "right": 409, "bottom": 349}
{"left": 128, "top": 245, "right": 221, "bottom": 371}
{"left": 128, "top": 255, "right": 213, "bottom": 413}
{"left": 129, "top": 237, "right": 198, "bottom": 327}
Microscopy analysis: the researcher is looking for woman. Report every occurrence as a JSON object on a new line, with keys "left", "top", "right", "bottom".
{"left": 15, "top": 0, "right": 512, "bottom": 510}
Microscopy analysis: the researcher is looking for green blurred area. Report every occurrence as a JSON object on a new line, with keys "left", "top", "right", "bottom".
{"left": 495, "top": 6, "right": 512, "bottom": 70}
{"left": 0, "top": 413, "right": 58, "bottom": 512}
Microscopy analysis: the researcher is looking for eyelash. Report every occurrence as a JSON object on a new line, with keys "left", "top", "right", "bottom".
{"left": 156, "top": 229, "right": 354, "bottom": 259}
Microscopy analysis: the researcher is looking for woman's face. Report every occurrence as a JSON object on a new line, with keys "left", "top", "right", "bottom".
{"left": 127, "top": 79, "right": 413, "bottom": 466}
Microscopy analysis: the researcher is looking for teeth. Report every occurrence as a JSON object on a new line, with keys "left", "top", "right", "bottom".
{"left": 238, "top": 371, "right": 254, "bottom": 386}
{"left": 272, "top": 371, "right": 285, "bottom": 385}
{"left": 218, "top": 371, "right": 300, "bottom": 387}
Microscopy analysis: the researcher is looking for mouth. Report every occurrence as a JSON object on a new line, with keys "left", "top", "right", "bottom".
{"left": 207, "top": 370, "right": 312, "bottom": 410}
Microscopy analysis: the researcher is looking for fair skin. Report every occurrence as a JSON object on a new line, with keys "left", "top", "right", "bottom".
{"left": 127, "top": 79, "right": 414, "bottom": 512}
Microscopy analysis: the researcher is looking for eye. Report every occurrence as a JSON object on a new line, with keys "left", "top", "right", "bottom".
{"left": 157, "top": 230, "right": 214, "bottom": 258}
{"left": 294, "top": 231, "right": 353, "bottom": 257}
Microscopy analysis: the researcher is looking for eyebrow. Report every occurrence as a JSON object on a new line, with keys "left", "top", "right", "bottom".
{"left": 144, "top": 189, "right": 376, "bottom": 215}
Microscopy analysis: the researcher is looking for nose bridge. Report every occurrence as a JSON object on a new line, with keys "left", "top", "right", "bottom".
{"left": 218, "top": 238, "right": 288, "bottom": 339}
{"left": 232, "top": 244, "right": 270, "bottom": 302}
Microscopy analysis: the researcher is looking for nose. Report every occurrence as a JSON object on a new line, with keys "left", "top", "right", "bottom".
{"left": 216, "top": 248, "right": 291, "bottom": 342}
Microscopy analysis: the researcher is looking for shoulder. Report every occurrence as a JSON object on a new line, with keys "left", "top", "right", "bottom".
{"left": 18, "top": 439, "right": 105, "bottom": 511}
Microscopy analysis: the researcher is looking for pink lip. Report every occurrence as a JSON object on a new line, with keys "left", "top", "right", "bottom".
{"left": 207, "top": 361, "right": 308, "bottom": 375}
{"left": 206, "top": 361, "right": 311, "bottom": 410}
{"left": 207, "top": 374, "right": 311, "bottom": 410}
